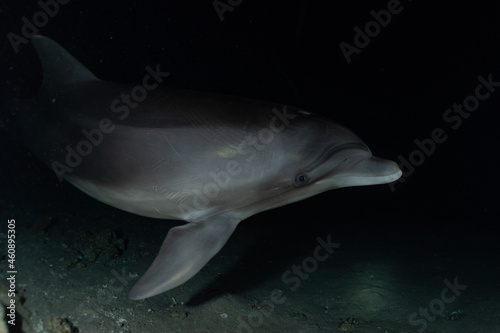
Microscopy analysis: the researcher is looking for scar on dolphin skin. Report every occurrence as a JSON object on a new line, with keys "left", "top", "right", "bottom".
{"left": 5, "top": 35, "right": 402, "bottom": 300}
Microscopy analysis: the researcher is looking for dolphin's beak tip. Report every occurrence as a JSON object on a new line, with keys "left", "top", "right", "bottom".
{"left": 390, "top": 166, "right": 403, "bottom": 182}
{"left": 371, "top": 157, "right": 402, "bottom": 183}
{"left": 386, "top": 160, "right": 402, "bottom": 181}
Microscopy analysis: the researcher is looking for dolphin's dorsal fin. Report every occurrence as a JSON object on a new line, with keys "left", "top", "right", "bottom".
{"left": 31, "top": 35, "right": 99, "bottom": 95}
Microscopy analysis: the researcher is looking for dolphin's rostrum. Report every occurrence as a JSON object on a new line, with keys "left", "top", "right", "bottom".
{"left": 6, "top": 35, "right": 402, "bottom": 300}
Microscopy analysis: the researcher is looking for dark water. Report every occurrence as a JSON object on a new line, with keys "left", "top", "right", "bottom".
{"left": 0, "top": 1, "right": 499, "bottom": 332}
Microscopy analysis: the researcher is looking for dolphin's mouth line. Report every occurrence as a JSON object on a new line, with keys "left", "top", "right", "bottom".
{"left": 313, "top": 155, "right": 363, "bottom": 183}
{"left": 319, "top": 142, "right": 370, "bottom": 164}
{"left": 300, "top": 142, "right": 371, "bottom": 181}
{"left": 329, "top": 155, "right": 366, "bottom": 173}
{"left": 321, "top": 155, "right": 402, "bottom": 185}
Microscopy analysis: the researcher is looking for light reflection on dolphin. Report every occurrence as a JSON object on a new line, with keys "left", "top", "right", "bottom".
{"left": 6, "top": 35, "right": 401, "bottom": 300}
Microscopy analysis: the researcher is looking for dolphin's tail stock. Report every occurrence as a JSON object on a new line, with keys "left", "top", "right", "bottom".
{"left": 3, "top": 36, "right": 101, "bottom": 169}
{"left": 3, "top": 35, "right": 88, "bottom": 127}
{"left": 30, "top": 35, "right": 99, "bottom": 97}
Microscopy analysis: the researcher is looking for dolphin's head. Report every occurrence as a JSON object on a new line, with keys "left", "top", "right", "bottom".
{"left": 242, "top": 109, "right": 402, "bottom": 213}
{"left": 288, "top": 111, "right": 401, "bottom": 188}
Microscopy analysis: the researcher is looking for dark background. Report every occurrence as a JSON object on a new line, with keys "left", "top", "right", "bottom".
{"left": 1, "top": 1, "right": 499, "bottom": 238}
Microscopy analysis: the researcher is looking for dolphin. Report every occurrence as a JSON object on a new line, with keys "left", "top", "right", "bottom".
{"left": 5, "top": 35, "right": 402, "bottom": 300}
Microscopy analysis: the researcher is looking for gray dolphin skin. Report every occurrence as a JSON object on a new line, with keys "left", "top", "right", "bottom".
{"left": 6, "top": 35, "right": 402, "bottom": 300}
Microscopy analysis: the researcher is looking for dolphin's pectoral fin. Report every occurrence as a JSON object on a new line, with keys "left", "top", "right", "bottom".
{"left": 127, "top": 215, "right": 241, "bottom": 300}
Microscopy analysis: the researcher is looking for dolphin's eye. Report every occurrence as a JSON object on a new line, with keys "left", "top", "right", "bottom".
{"left": 294, "top": 173, "right": 310, "bottom": 187}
